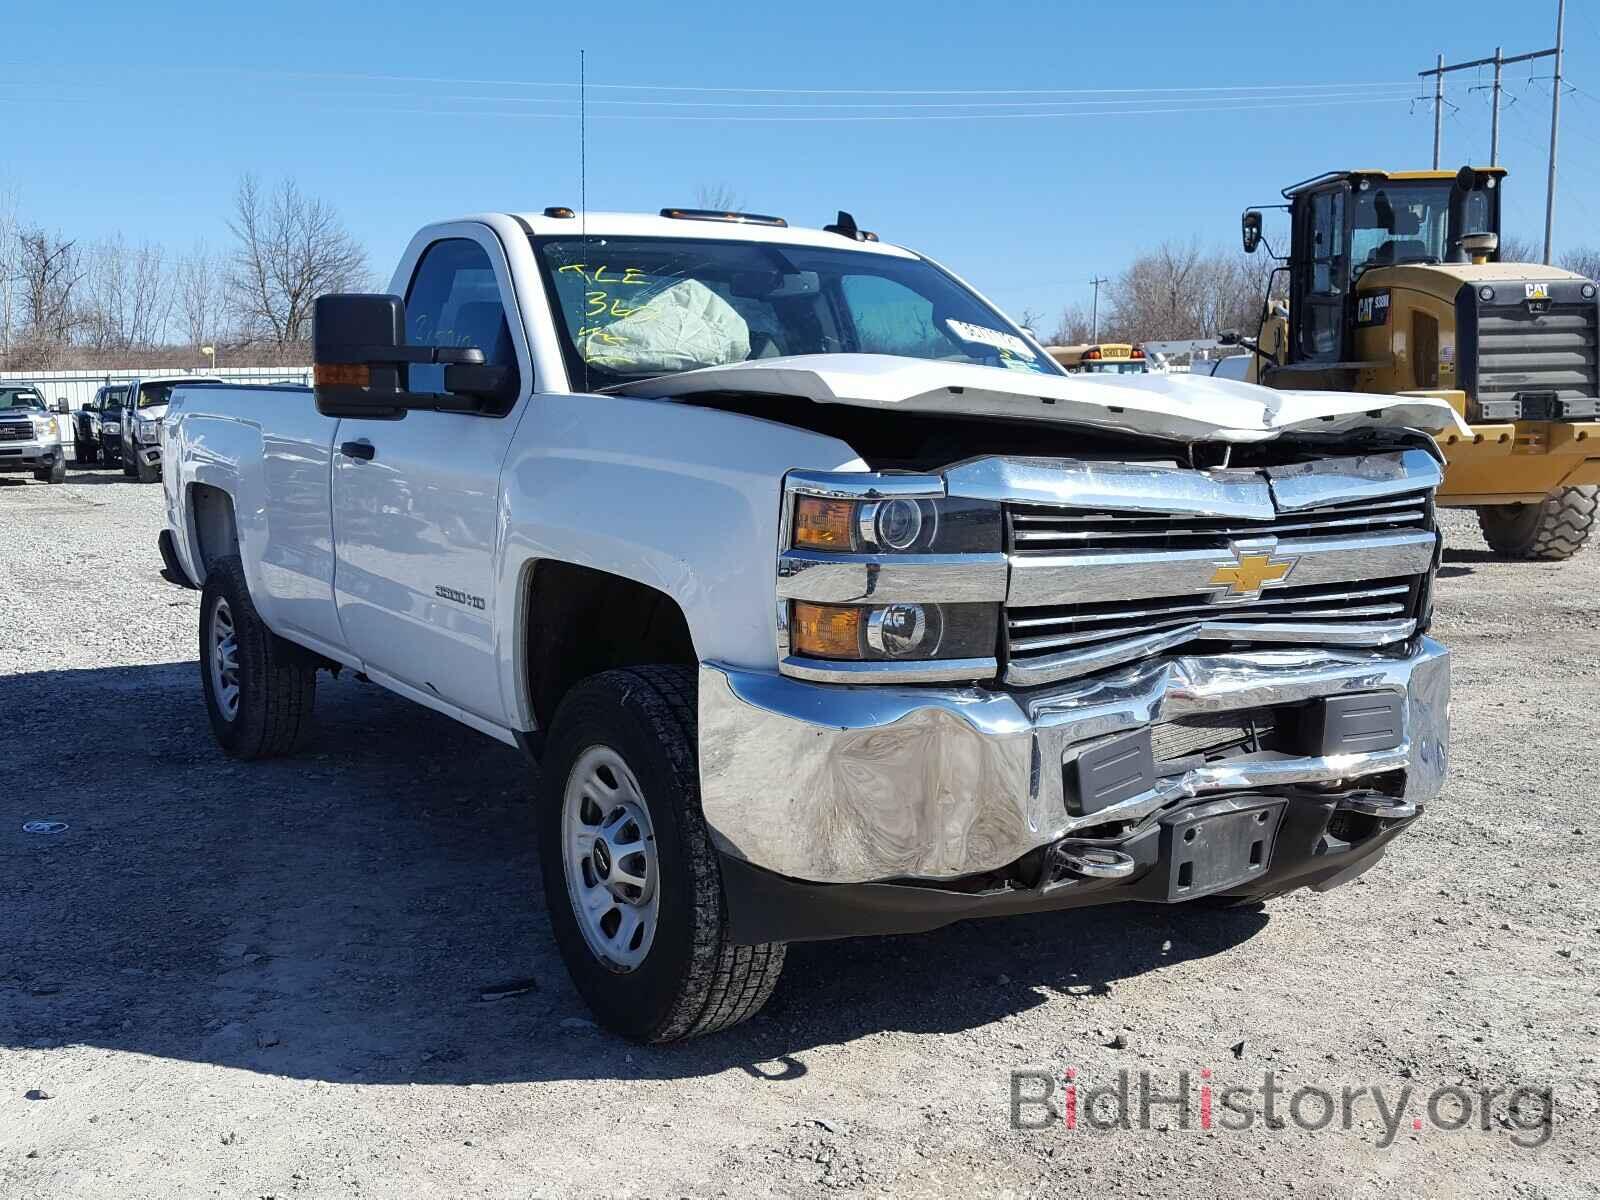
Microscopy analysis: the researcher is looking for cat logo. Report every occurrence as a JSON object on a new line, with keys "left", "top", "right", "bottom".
{"left": 1355, "top": 290, "right": 1391, "bottom": 327}
{"left": 1524, "top": 282, "right": 1551, "bottom": 301}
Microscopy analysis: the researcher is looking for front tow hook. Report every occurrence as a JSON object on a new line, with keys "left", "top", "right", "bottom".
{"left": 1337, "top": 795, "right": 1418, "bottom": 821}
{"left": 1053, "top": 845, "right": 1138, "bottom": 881}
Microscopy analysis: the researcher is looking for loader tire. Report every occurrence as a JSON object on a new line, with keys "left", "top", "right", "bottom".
{"left": 1477, "top": 486, "right": 1599, "bottom": 560}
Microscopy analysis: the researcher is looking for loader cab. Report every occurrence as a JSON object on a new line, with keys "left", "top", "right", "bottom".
{"left": 1255, "top": 167, "right": 1504, "bottom": 366}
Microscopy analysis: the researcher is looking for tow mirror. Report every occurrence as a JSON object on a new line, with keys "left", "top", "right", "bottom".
{"left": 1241, "top": 210, "right": 1263, "bottom": 255}
{"left": 313, "top": 294, "right": 511, "bottom": 420}
{"left": 1217, "top": 329, "right": 1241, "bottom": 346}
{"left": 55, "top": 398, "right": 70, "bottom": 414}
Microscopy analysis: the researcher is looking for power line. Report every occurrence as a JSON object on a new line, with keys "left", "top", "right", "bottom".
{"left": 0, "top": 60, "right": 1421, "bottom": 98}
{"left": 319, "top": 94, "right": 1416, "bottom": 125}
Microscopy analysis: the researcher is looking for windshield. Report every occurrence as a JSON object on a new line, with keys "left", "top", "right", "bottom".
{"left": 137, "top": 380, "right": 216, "bottom": 409}
{"left": 1350, "top": 182, "right": 1495, "bottom": 277}
{"left": 534, "top": 235, "right": 1059, "bottom": 389}
{"left": 0, "top": 388, "right": 45, "bottom": 411}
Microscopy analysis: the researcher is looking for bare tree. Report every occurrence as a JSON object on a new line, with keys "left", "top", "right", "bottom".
{"left": 82, "top": 235, "right": 173, "bottom": 351}
{"left": 1049, "top": 303, "right": 1096, "bottom": 345}
{"left": 0, "top": 184, "right": 20, "bottom": 358}
{"left": 17, "top": 228, "right": 85, "bottom": 344}
{"left": 227, "top": 174, "right": 369, "bottom": 348}
{"left": 694, "top": 182, "right": 743, "bottom": 212}
{"left": 1498, "top": 234, "right": 1541, "bottom": 264}
{"left": 176, "top": 241, "right": 227, "bottom": 350}
{"left": 1560, "top": 246, "right": 1600, "bottom": 282}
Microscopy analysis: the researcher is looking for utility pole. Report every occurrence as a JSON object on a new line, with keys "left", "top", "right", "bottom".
{"left": 1417, "top": 3, "right": 1565, "bottom": 262}
{"left": 1544, "top": 0, "right": 1565, "bottom": 264}
{"left": 1432, "top": 53, "right": 1444, "bottom": 169}
{"left": 1490, "top": 46, "right": 1503, "bottom": 165}
{"left": 1089, "top": 276, "right": 1109, "bottom": 343}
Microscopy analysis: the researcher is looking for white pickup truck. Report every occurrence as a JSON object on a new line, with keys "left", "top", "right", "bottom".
{"left": 159, "top": 207, "right": 1456, "bottom": 1042}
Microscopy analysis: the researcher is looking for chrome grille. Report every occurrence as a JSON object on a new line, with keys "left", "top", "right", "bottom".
{"left": 1009, "top": 491, "right": 1430, "bottom": 551}
{"left": 0, "top": 423, "right": 30, "bottom": 442}
{"left": 999, "top": 453, "right": 1440, "bottom": 687}
{"left": 1008, "top": 576, "right": 1418, "bottom": 659}
{"left": 1475, "top": 302, "right": 1599, "bottom": 416}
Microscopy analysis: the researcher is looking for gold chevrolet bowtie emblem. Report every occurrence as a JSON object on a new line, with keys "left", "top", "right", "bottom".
{"left": 1209, "top": 552, "right": 1297, "bottom": 598}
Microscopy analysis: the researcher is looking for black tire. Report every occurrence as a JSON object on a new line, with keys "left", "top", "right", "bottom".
{"left": 1477, "top": 486, "right": 1598, "bottom": 560}
{"left": 74, "top": 441, "right": 95, "bottom": 465}
{"left": 33, "top": 459, "right": 65, "bottom": 484}
{"left": 135, "top": 452, "right": 159, "bottom": 484}
{"left": 538, "top": 665, "right": 786, "bottom": 1042}
{"left": 122, "top": 449, "right": 137, "bottom": 478}
{"left": 198, "top": 556, "right": 316, "bottom": 759}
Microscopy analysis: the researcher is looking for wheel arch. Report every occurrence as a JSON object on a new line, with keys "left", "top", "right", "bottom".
{"left": 187, "top": 481, "right": 241, "bottom": 583}
{"left": 516, "top": 560, "right": 697, "bottom": 732}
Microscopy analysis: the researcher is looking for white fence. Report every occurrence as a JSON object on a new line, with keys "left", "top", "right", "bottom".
{"left": 1, "top": 367, "right": 311, "bottom": 413}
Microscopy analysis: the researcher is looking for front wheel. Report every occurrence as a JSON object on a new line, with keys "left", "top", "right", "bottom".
{"left": 538, "top": 666, "right": 786, "bottom": 1042}
{"left": 199, "top": 556, "right": 316, "bottom": 759}
{"left": 34, "top": 459, "right": 65, "bottom": 484}
{"left": 1477, "top": 487, "right": 1598, "bottom": 560}
{"left": 135, "top": 452, "right": 159, "bottom": 484}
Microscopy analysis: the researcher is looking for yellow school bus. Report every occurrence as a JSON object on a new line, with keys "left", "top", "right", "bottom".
{"left": 1046, "top": 343, "right": 1149, "bottom": 374}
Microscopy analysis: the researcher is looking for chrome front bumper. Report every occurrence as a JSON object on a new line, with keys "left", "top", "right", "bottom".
{"left": 699, "top": 638, "right": 1449, "bottom": 885}
{"left": 0, "top": 436, "right": 60, "bottom": 472}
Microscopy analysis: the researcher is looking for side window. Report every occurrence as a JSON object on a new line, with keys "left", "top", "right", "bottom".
{"left": 1309, "top": 191, "right": 1345, "bottom": 295}
{"left": 840, "top": 275, "right": 948, "bottom": 358}
{"left": 405, "top": 238, "right": 522, "bottom": 408}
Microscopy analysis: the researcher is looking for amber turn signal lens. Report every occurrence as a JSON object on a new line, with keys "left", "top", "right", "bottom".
{"left": 315, "top": 363, "right": 370, "bottom": 387}
{"left": 791, "top": 601, "right": 863, "bottom": 659}
{"left": 793, "top": 497, "right": 856, "bottom": 550}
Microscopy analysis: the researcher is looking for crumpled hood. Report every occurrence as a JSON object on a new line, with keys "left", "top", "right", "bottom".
{"left": 618, "top": 354, "right": 1468, "bottom": 444}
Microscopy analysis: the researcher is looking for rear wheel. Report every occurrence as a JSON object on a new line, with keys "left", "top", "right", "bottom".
{"left": 1477, "top": 486, "right": 1598, "bottom": 560}
{"left": 538, "top": 665, "right": 786, "bottom": 1042}
{"left": 75, "top": 441, "right": 96, "bottom": 465}
{"left": 199, "top": 556, "right": 316, "bottom": 759}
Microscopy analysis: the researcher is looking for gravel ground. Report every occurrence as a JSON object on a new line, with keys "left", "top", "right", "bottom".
{"left": 1, "top": 466, "right": 1597, "bottom": 1199}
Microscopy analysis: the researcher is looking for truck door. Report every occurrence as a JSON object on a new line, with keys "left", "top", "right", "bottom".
{"left": 330, "top": 230, "right": 529, "bottom": 726}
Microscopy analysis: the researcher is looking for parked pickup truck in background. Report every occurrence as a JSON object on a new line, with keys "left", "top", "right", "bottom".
{"left": 108, "top": 375, "right": 220, "bottom": 480}
{"left": 158, "top": 207, "right": 1458, "bottom": 1041}
{"left": 73, "top": 384, "right": 126, "bottom": 466}
{"left": 0, "top": 383, "right": 66, "bottom": 483}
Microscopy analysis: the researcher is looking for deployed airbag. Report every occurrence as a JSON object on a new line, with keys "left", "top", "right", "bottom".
{"left": 581, "top": 279, "right": 751, "bottom": 373}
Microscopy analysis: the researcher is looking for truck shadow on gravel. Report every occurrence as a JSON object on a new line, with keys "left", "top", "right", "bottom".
{"left": 1, "top": 661, "right": 1265, "bottom": 1087}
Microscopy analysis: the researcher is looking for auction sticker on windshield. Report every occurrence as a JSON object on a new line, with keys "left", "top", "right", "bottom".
{"left": 943, "top": 319, "right": 1037, "bottom": 360}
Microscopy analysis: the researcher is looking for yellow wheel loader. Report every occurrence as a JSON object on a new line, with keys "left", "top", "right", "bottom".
{"left": 1235, "top": 166, "right": 1600, "bottom": 559}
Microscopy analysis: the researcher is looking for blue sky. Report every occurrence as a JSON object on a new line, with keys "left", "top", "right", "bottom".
{"left": 5, "top": 0, "right": 1597, "bottom": 325}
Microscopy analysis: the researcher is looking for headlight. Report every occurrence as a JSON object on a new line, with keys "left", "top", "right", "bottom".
{"left": 790, "top": 600, "right": 997, "bottom": 662}
{"left": 33, "top": 417, "right": 57, "bottom": 440}
{"left": 103, "top": 419, "right": 121, "bottom": 432}
{"left": 135, "top": 416, "right": 161, "bottom": 442}
{"left": 791, "top": 495, "right": 999, "bottom": 554}
{"left": 1478, "top": 286, "right": 1495, "bottom": 302}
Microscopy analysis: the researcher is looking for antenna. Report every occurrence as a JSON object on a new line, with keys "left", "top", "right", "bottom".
{"left": 579, "top": 48, "right": 590, "bottom": 393}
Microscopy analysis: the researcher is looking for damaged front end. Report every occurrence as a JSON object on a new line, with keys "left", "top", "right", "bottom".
{"left": 698, "top": 439, "right": 1451, "bottom": 944}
